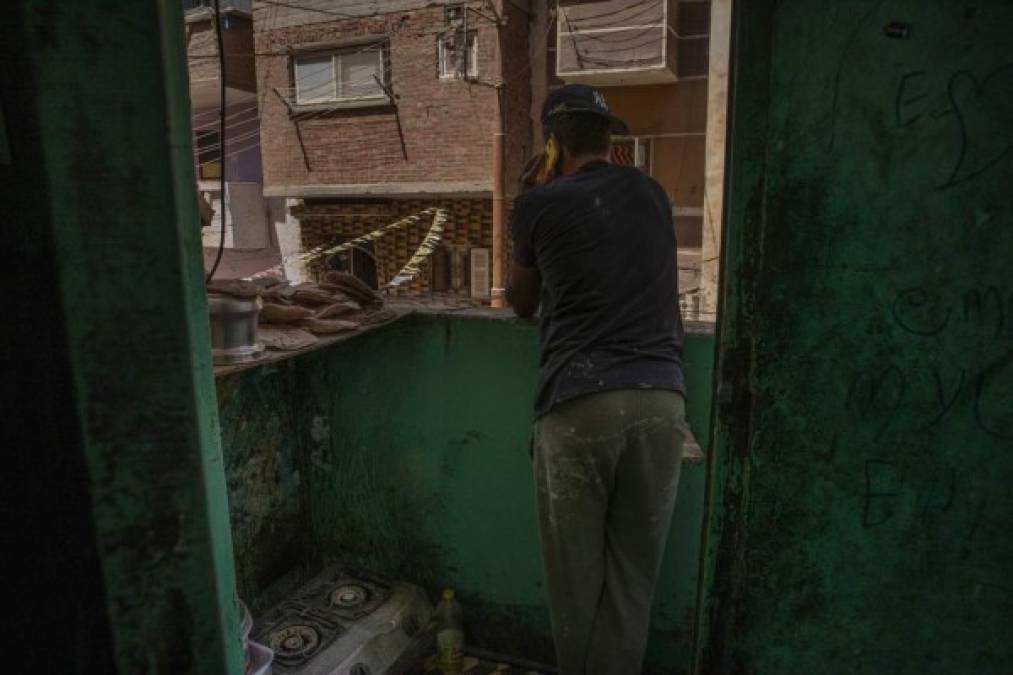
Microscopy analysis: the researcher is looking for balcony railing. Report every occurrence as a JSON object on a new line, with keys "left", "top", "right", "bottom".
{"left": 556, "top": 0, "right": 709, "bottom": 85}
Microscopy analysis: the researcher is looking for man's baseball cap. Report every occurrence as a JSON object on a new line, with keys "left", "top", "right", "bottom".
{"left": 541, "top": 84, "right": 629, "bottom": 136}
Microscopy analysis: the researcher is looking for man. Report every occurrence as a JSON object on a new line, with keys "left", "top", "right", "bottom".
{"left": 507, "top": 84, "right": 688, "bottom": 675}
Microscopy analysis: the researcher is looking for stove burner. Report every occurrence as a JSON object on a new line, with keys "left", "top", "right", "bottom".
{"left": 269, "top": 624, "right": 320, "bottom": 661}
{"left": 331, "top": 583, "right": 371, "bottom": 609}
{"left": 254, "top": 569, "right": 397, "bottom": 670}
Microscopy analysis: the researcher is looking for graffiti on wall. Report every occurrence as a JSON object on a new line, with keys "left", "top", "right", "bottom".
{"left": 894, "top": 63, "right": 1013, "bottom": 189}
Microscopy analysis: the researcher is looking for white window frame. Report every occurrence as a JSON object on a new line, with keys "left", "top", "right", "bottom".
{"left": 293, "top": 44, "right": 387, "bottom": 106}
{"left": 611, "top": 136, "right": 654, "bottom": 175}
{"left": 438, "top": 30, "right": 478, "bottom": 80}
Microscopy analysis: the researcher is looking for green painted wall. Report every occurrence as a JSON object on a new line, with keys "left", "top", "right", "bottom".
{"left": 700, "top": 1, "right": 1013, "bottom": 673}
{"left": 3, "top": 4, "right": 116, "bottom": 671}
{"left": 217, "top": 314, "right": 716, "bottom": 674}
{"left": 216, "top": 370, "right": 317, "bottom": 603}
{"left": 3, "top": 2, "right": 244, "bottom": 672}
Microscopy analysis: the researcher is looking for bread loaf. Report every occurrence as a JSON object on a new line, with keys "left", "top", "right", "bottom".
{"left": 301, "top": 318, "right": 360, "bottom": 334}
{"left": 260, "top": 303, "right": 314, "bottom": 324}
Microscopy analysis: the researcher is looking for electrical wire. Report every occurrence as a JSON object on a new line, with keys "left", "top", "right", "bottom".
{"left": 572, "top": 29, "right": 673, "bottom": 57}
{"left": 191, "top": 0, "right": 689, "bottom": 158}
{"left": 265, "top": 48, "right": 481, "bottom": 119}
{"left": 185, "top": 0, "right": 495, "bottom": 144}
{"left": 190, "top": 67, "right": 700, "bottom": 172}
{"left": 253, "top": 26, "right": 526, "bottom": 180}
{"left": 191, "top": 100, "right": 259, "bottom": 122}
{"left": 190, "top": 38, "right": 430, "bottom": 168}
{"left": 192, "top": 121, "right": 260, "bottom": 146}
{"left": 225, "top": 0, "right": 511, "bottom": 128}
{"left": 196, "top": 139, "right": 262, "bottom": 170}
{"left": 558, "top": 0, "right": 661, "bottom": 27}
{"left": 205, "top": 0, "right": 228, "bottom": 283}
{"left": 567, "top": 24, "right": 658, "bottom": 46}
{"left": 501, "top": 4, "right": 556, "bottom": 86}
{"left": 193, "top": 127, "right": 262, "bottom": 157}
{"left": 252, "top": 0, "right": 358, "bottom": 19}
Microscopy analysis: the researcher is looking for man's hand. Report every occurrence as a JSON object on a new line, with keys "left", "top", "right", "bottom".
{"left": 507, "top": 262, "right": 541, "bottom": 319}
{"left": 519, "top": 153, "right": 546, "bottom": 193}
{"left": 518, "top": 151, "right": 560, "bottom": 193}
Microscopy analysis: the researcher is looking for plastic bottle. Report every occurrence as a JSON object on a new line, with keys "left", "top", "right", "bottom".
{"left": 435, "top": 588, "right": 465, "bottom": 674}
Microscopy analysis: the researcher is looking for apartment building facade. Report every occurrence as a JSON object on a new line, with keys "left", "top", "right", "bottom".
{"left": 255, "top": 0, "right": 530, "bottom": 296}
{"left": 185, "top": 0, "right": 277, "bottom": 251}
{"left": 531, "top": 0, "right": 714, "bottom": 319}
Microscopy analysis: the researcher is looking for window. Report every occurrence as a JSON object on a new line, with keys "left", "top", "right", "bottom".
{"left": 445, "top": 4, "right": 465, "bottom": 25}
{"left": 195, "top": 129, "right": 221, "bottom": 180}
{"left": 611, "top": 137, "right": 653, "bottom": 172}
{"left": 438, "top": 30, "right": 478, "bottom": 79}
{"left": 293, "top": 44, "right": 386, "bottom": 105}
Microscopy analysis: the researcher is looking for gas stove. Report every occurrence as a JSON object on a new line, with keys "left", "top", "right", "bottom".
{"left": 254, "top": 567, "right": 433, "bottom": 675}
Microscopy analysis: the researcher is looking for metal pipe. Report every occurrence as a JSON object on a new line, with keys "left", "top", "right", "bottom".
{"left": 490, "top": 0, "right": 508, "bottom": 308}
{"left": 491, "top": 84, "right": 506, "bottom": 308}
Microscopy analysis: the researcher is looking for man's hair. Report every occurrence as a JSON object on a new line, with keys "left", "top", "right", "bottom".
{"left": 547, "top": 112, "right": 611, "bottom": 157}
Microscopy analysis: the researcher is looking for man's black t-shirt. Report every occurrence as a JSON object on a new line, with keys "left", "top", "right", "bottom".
{"left": 511, "top": 160, "right": 686, "bottom": 417}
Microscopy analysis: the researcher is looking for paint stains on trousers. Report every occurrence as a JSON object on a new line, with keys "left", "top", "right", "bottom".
{"left": 533, "top": 389, "right": 686, "bottom": 675}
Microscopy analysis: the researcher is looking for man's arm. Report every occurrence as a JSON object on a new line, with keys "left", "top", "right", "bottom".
{"left": 508, "top": 190, "right": 542, "bottom": 318}
{"left": 507, "top": 262, "right": 541, "bottom": 319}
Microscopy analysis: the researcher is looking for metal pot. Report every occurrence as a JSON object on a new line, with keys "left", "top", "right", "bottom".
{"left": 207, "top": 292, "right": 265, "bottom": 365}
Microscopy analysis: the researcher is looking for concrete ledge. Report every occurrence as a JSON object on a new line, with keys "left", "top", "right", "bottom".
{"left": 263, "top": 182, "right": 493, "bottom": 199}
{"left": 185, "top": 5, "right": 252, "bottom": 23}
{"left": 213, "top": 306, "right": 711, "bottom": 463}
{"left": 212, "top": 304, "right": 715, "bottom": 378}
{"left": 289, "top": 97, "right": 392, "bottom": 113}
{"left": 402, "top": 302, "right": 717, "bottom": 335}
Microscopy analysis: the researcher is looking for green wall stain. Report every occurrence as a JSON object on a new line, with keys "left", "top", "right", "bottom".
{"left": 11, "top": 1, "right": 244, "bottom": 671}
{"left": 703, "top": 1, "right": 1013, "bottom": 673}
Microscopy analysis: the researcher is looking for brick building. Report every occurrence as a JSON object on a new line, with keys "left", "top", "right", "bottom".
{"left": 185, "top": 0, "right": 278, "bottom": 252}
{"left": 255, "top": 0, "right": 531, "bottom": 296}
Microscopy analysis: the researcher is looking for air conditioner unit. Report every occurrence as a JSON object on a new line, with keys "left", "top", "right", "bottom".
{"left": 470, "top": 248, "right": 490, "bottom": 300}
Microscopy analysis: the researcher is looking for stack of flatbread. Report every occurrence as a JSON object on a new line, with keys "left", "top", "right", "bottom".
{"left": 209, "top": 272, "right": 396, "bottom": 352}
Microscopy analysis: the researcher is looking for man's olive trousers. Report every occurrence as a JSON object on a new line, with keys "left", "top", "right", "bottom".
{"left": 533, "top": 389, "right": 687, "bottom": 675}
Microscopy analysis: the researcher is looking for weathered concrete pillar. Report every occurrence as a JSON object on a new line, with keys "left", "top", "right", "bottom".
{"left": 700, "top": 0, "right": 733, "bottom": 321}
{"left": 529, "top": 0, "right": 552, "bottom": 149}
{"left": 274, "top": 197, "right": 309, "bottom": 282}
{"left": 2, "top": 1, "right": 243, "bottom": 672}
